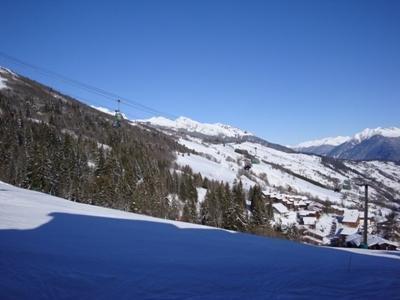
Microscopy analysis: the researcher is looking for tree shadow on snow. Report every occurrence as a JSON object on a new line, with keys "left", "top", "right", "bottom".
{"left": 0, "top": 212, "right": 399, "bottom": 300}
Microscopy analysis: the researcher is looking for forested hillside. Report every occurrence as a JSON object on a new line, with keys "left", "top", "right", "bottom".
{"left": 0, "top": 69, "right": 286, "bottom": 238}
{"left": 0, "top": 69, "right": 193, "bottom": 217}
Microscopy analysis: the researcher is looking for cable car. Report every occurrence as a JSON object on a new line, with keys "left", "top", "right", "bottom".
{"left": 342, "top": 179, "right": 351, "bottom": 190}
{"left": 113, "top": 99, "right": 123, "bottom": 128}
{"left": 244, "top": 159, "right": 252, "bottom": 171}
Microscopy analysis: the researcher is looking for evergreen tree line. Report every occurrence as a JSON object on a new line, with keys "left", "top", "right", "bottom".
{"left": 0, "top": 87, "right": 190, "bottom": 218}
{"left": 0, "top": 81, "right": 288, "bottom": 238}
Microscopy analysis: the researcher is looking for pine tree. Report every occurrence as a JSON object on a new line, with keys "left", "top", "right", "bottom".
{"left": 181, "top": 198, "right": 197, "bottom": 223}
{"left": 225, "top": 180, "right": 247, "bottom": 231}
{"left": 249, "top": 185, "right": 267, "bottom": 226}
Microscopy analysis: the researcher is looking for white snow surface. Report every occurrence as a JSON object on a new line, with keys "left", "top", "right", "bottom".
{"left": 353, "top": 127, "right": 400, "bottom": 142}
{"left": 135, "top": 116, "right": 399, "bottom": 207}
{"left": 0, "top": 67, "right": 20, "bottom": 89}
{"left": 172, "top": 135, "right": 400, "bottom": 208}
{"left": 90, "top": 105, "right": 128, "bottom": 119}
{"left": 175, "top": 137, "right": 347, "bottom": 203}
{"left": 139, "top": 116, "right": 253, "bottom": 137}
{"left": 1, "top": 181, "right": 399, "bottom": 299}
{"left": 295, "top": 126, "right": 400, "bottom": 148}
{"left": 0, "top": 72, "right": 8, "bottom": 90}
{"left": 196, "top": 187, "right": 207, "bottom": 204}
{"left": 90, "top": 105, "right": 114, "bottom": 115}
{"left": 294, "top": 136, "right": 351, "bottom": 148}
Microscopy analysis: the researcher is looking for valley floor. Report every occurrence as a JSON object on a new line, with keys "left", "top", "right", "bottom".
{"left": 0, "top": 182, "right": 399, "bottom": 299}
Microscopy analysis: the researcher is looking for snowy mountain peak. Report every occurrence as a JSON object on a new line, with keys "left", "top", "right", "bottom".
{"left": 293, "top": 126, "right": 400, "bottom": 161}
{"left": 353, "top": 127, "right": 400, "bottom": 142}
{"left": 139, "top": 116, "right": 253, "bottom": 138}
{"left": 295, "top": 126, "right": 400, "bottom": 149}
{"left": 295, "top": 136, "right": 351, "bottom": 148}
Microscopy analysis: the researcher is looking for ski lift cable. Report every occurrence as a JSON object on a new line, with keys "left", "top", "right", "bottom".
{"left": 66, "top": 92, "right": 141, "bottom": 120}
{"left": 0, "top": 52, "right": 175, "bottom": 118}
{"left": 0, "top": 51, "right": 178, "bottom": 119}
{"left": 0, "top": 51, "right": 166, "bottom": 116}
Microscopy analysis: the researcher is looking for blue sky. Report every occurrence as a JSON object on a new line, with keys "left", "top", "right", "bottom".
{"left": 1, "top": 0, "right": 399, "bottom": 145}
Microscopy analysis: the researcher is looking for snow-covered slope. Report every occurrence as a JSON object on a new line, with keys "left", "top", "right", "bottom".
{"left": 175, "top": 136, "right": 400, "bottom": 207}
{"left": 1, "top": 181, "right": 399, "bottom": 299}
{"left": 140, "top": 116, "right": 253, "bottom": 138}
{"left": 295, "top": 136, "right": 351, "bottom": 148}
{"left": 295, "top": 127, "right": 400, "bottom": 149}
{"left": 140, "top": 116, "right": 400, "bottom": 209}
{"left": 353, "top": 127, "right": 400, "bottom": 142}
{"left": 294, "top": 127, "right": 400, "bottom": 161}
{"left": 90, "top": 105, "right": 128, "bottom": 119}
{"left": 0, "top": 67, "right": 10, "bottom": 89}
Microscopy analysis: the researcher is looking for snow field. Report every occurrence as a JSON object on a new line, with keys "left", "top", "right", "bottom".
{"left": 1, "top": 182, "right": 400, "bottom": 299}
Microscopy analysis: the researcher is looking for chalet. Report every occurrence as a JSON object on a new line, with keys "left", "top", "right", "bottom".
{"left": 282, "top": 198, "right": 294, "bottom": 210}
{"left": 302, "top": 229, "right": 327, "bottom": 246}
{"left": 298, "top": 210, "right": 317, "bottom": 218}
{"left": 302, "top": 217, "right": 317, "bottom": 229}
{"left": 262, "top": 191, "right": 283, "bottom": 203}
{"left": 342, "top": 209, "right": 360, "bottom": 227}
{"left": 308, "top": 202, "right": 324, "bottom": 213}
{"left": 279, "top": 211, "right": 298, "bottom": 229}
{"left": 345, "top": 234, "right": 398, "bottom": 250}
{"left": 330, "top": 205, "right": 345, "bottom": 216}
{"left": 339, "top": 225, "right": 359, "bottom": 237}
{"left": 293, "top": 200, "right": 307, "bottom": 210}
{"left": 359, "top": 214, "right": 374, "bottom": 226}
{"left": 272, "top": 203, "right": 289, "bottom": 216}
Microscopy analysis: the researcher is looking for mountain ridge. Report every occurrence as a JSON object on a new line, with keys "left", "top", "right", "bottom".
{"left": 293, "top": 127, "right": 400, "bottom": 162}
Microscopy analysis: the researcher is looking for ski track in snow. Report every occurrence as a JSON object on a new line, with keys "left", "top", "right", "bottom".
{"left": 0, "top": 182, "right": 400, "bottom": 299}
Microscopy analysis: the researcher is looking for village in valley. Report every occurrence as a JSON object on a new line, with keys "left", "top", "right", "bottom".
{"left": 263, "top": 190, "right": 399, "bottom": 250}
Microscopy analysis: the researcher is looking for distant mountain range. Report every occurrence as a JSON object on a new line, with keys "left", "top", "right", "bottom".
{"left": 293, "top": 127, "right": 400, "bottom": 162}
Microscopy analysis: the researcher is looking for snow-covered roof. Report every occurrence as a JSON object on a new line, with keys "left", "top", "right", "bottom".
{"left": 309, "top": 202, "right": 324, "bottom": 209}
{"left": 278, "top": 211, "right": 297, "bottom": 228}
{"left": 282, "top": 198, "right": 293, "bottom": 204}
{"left": 272, "top": 203, "right": 289, "bottom": 214}
{"left": 331, "top": 205, "right": 345, "bottom": 212}
{"left": 342, "top": 209, "right": 360, "bottom": 223}
{"left": 263, "top": 191, "right": 283, "bottom": 200}
{"left": 298, "top": 210, "right": 315, "bottom": 217}
{"left": 303, "top": 217, "right": 317, "bottom": 225}
{"left": 340, "top": 225, "right": 359, "bottom": 236}
{"left": 294, "top": 200, "right": 307, "bottom": 207}
{"left": 346, "top": 234, "right": 399, "bottom": 248}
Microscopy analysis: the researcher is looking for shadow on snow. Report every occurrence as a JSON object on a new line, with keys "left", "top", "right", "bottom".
{"left": 0, "top": 212, "right": 399, "bottom": 299}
